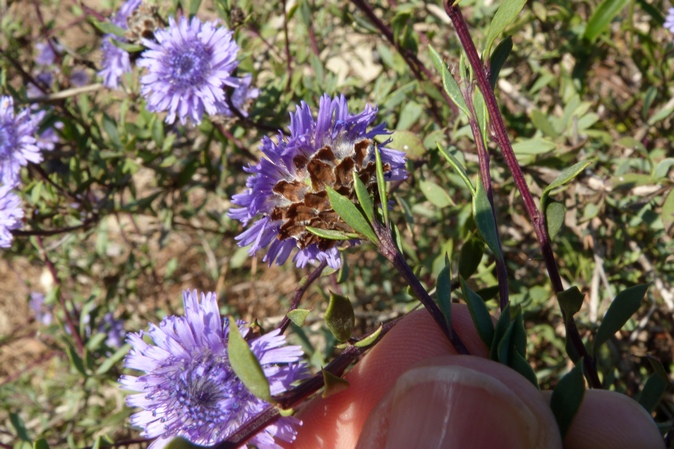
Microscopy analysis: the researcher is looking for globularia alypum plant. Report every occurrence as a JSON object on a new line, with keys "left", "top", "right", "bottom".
{"left": 0, "top": 0, "right": 672, "bottom": 447}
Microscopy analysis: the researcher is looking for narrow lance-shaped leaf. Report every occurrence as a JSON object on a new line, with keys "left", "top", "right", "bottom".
{"left": 459, "top": 237, "right": 484, "bottom": 280}
{"left": 541, "top": 160, "right": 593, "bottom": 205}
{"left": 353, "top": 171, "right": 375, "bottom": 223}
{"left": 437, "top": 255, "right": 453, "bottom": 331}
{"left": 437, "top": 143, "right": 475, "bottom": 195}
{"left": 639, "top": 356, "right": 670, "bottom": 413}
{"left": 550, "top": 362, "right": 586, "bottom": 439}
{"left": 355, "top": 325, "right": 383, "bottom": 348}
{"left": 460, "top": 276, "right": 495, "bottom": 348}
{"left": 593, "top": 284, "right": 648, "bottom": 354}
{"left": 324, "top": 292, "right": 355, "bottom": 342}
{"left": 484, "top": 0, "right": 527, "bottom": 58}
{"left": 227, "top": 317, "right": 272, "bottom": 403}
{"left": 473, "top": 176, "right": 503, "bottom": 260}
{"left": 374, "top": 146, "right": 389, "bottom": 226}
{"left": 428, "top": 45, "right": 470, "bottom": 116}
{"left": 287, "top": 309, "right": 311, "bottom": 327}
{"left": 90, "top": 19, "right": 127, "bottom": 37}
{"left": 326, "top": 186, "right": 378, "bottom": 243}
{"left": 583, "top": 0, "right": 630, "bottom": 42}
{"left": 489, "top": 36, "right": 513, "bottom": 90}
{"left": 322, "top": 370, "right": 350, "bottom": 398}
{"left": 305, "top": 226, "right": 360, "bottom": 241}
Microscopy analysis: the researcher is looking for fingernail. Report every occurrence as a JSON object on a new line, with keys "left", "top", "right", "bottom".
{"left": 358, "top": 365, "right": 543, "bottom": 449}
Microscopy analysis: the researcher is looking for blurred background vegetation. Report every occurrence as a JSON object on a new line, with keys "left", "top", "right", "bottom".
{"left": 0, "top": 0, "right": 672, "bottom": 446}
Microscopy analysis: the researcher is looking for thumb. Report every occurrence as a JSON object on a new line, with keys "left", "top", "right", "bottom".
{"left": 356, "top": 355, "right": 562, "bottom": 449}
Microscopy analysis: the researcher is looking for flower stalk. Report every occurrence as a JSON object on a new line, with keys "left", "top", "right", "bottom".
{"left": 443, "top": 0, "right": 601, "bottom": 388}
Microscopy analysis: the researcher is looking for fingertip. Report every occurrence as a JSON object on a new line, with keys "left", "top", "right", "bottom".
{"left": 290, "top": 305, "right": 490, "bottom": 449}
{"left": 556, "top": 389, "right": 665, "bottom": 449}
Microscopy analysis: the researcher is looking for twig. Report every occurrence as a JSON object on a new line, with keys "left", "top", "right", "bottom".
{"left": 36, "top": 235, "right": 85, "bottom": 355}
{"left": 26, "top": 84, "right": 104, "bottom": 103}
{"left": 465, "top": 85, "right": 509, "bottom": 310}
{"left": 374, "top": 221, "right": 469, "bottom": 354}
{"left": 282, "top": 0, "right": 293, "bottom": 92}
{"left": 443, "top": 1, "right": 601, "bottom": 388}
{"left": 278, "top": 260, "right": 328, "bottom": 333}
{"left": 213, "top": 318, "right": 400, "bottom": 448}
{"left": 349, "top": 0, "right": 457, "bottom": 124}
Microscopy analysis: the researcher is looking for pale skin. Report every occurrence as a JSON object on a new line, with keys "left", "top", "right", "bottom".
{"left": 287, "top": 305, "right": 665, "bottom": 449}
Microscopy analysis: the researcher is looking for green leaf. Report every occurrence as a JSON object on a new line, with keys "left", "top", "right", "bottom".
{"left": 355, "top": 325, "right": 383, "bottom": 348}
{"left": 530, "top": 109, "right": 560, "bottom": 138}
{"left": 510, "top": 350, "right": 539, "bottom": 388}
{"left": 584, "top": 0, "right": 630, "bottom": 42}
{"left": 287, "top": 309, "right": 311, "bottom": 327}
{"left": 66, "top": 344, "right": 88, "bottom": 377}
{"left": 326, "top": 186, "right": 378, "bottom": 243}
{"left": 397, "top": 101, "right": 423, "bottom": 130}
{"left": 428, "top": 45, "right": 470, "bottom": 116}
{"left": 558, "top": 286, "right": 585, "bottom": 319}
{"left": 545, "top": 201, "right": 565, "bottom": 240}
{"left": 109, "top": 39, "right": 145, "bottom": 53}
{"left": 33, "top": 439, "right": 50, "bottom": 449}
{"left": 484, "top": 0, "right": 527, "bottom": 58}
{"left": 648, "top": 102, "right": 674, "bottom": 126}
{"left": 550, "top": 362, "right": 586, "bottom": 438}
{"left": 473, "top": 177, "right": 502, "bottom": 259}
{"left": 639, "top": 372, "right": 668, "bottom": 413}
{"left": 374, "top": 146, "right": 389, "bottom": 226}
{"left": 96, "top": 343, "right": 131, "bottom": 375}
{"left": 489, "top": 36, "right": 513, "bottom": 90}
{"left": 337, "top": 255, "right": 349, "bottom": 284}
{"left": 460, "top": 277, "right": 495, "bottom": 349}
{"left": 491, "top": 303, "right": 511, "bottom": 360}
{"left": 90, "top": 19, "right": 126, "bottom": 37}
{"left": 542, "top": 160, "right": 593, "bottom": 201}
{"left": 324, "top": 292, "right": 355, "bottom": 342}
{"left": 10, "top": 412, "right": 30, "bottom": 442}
{"left": 227, "top": 317, "right": 272, "bottom": 403}
{"left": 459, "top": 237, "right": 484, "bottom": 279}
{"left": 437, "top": 144, "right": 475, "bottom": 194}
{"left": 437, "top": 255, "right": 452, "bottom": 331}
{"left": 387, "top": 130, "right": 426, "bottom": 159}
{"left": 660, "top": 189, "right": 674, "bottom": 233}
{"left": 420, "top": 180, "right": 454, "bottom": 208}
{"left": 353, "top": 171, "right": 374, "bottom": 223}
{"left": 305, "top": 226, "right": 360, "bottom": 241}
{"left": 164, "top": 437, "right": 205, "bottom": 449}
{"left": 322, "top": 370, "right": 350, "bottom": 398}
{"left": 594, "top": 284, "right": 648, "bottom": 354}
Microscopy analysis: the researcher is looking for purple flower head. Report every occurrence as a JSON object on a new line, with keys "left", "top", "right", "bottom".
{"left": 0, "top": 185, "right": 23, "bottom": 248}
{"left": 137, "top": 16, "right": 240, "bottom": 125}
{"left": 0, "top": 96, "right": 41, "bottom": 187}
{"left": 99, "top": 312, "right": 125, "bottom": 349}
{"left": 229, "top": 94, "right": 407, "bottom": 269}
{"left": 119, "top": 289, "right": 307, "bottom": 449}
{"left": 666, "top": 8, "right": 674, "bottom": 33}
{"left": 216, "top": 73, "right": 259, "bottom": 117}
{"left": 29, "top": 292, "right": 53, "bottom": 326}
{"left": 26, "top": 71, "right": 54, "bottom": 99}
{"left": 70, "top": 69, "right": 90, "bottom": 87}
{"left": 35, "top": 41, "right": 61, "bottom": 66}
{"left": 31, "top": 110, "right": 62, "bottom": 152}
{"left": 98, "top": 0, "right": 142, "bottom": 89}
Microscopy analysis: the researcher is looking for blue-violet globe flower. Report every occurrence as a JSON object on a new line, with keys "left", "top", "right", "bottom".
{"left": 0, "top": 185, "right": 23, "bottom": 248}
{"left": 120, "top": 289, "right": 307, "bottom": 449}
{"left": 0, "top": 96, "right": 41, "bottom": 187}
{"left": 137, "top": 16, "right": 240, "bottom": 125}
{"left": 666, "top": 7, "right": 674, "bottom": 33}
{"left": 229, "top": 94, "right": 407, "bottom": 269}
{"left": 98, "top": 0, "right": 142, "bottom": 89}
